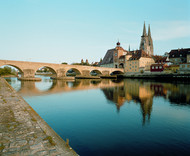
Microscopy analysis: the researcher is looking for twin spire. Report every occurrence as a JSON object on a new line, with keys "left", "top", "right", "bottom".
{"left": 142, "top": 22, "right": 151, "bottom": 37}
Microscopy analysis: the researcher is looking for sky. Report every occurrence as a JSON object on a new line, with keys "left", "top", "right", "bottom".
{"left": 0, "top": 0, "right": 190, "bottom": 64}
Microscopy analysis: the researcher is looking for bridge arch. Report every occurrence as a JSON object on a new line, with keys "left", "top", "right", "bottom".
{"left": 35, "top": 66, "right": 57, "bottom": 78}
{"left": 66, "top": 68, "right": 81, "bottom": 77}
{"left": 90, "top": 69, "right": 102, "bottom": 76}
{"left": 110, "top": 70, "right": 124, "bottom": 75}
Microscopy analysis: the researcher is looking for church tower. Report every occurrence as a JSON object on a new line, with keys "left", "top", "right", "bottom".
{"left": 139, "top": 22, "right": 154, "bottom": 56}
{"left": 148, "top": 24, "right": 153, "bottom": 56}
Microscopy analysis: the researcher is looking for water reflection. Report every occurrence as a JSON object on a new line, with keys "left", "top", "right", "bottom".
{"left": 5, "top": 77, "right": 190, "bottom": 155}
{"left": 101, "top": 79, "right": 190, "bottom": 125}
{"left": 5, "top": 77, "right": 190, "bottom": 124}
{"left": 7, "top": 77, "right": 190, "bottom": 107}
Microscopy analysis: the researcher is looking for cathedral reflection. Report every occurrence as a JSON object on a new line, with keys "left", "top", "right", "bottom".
{"left": 101, "top": 79, "right": 190, "bottom": 125}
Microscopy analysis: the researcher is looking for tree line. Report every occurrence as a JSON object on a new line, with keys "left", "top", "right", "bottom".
{"left": 0, "top": 66, "right": 17, "bottom": 76}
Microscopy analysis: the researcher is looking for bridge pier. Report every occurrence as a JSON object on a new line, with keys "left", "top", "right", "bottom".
{"left": 82, "top": 70, "right": 91, "bottom": 76}
{"left": 18, "top": 69, "right": 41, "bottom": 81}
{"left": 75, "top": 70, "right": 100, "bottom": 79}
{"left": 102, "top": 70, "right": 110, "bottom": 76}
{"left": 52, "top": 68, "right": 75, "bottom": 80}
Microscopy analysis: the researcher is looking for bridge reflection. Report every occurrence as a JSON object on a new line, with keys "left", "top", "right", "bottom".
{"left": 10, "top": 77, "right": 190, "bottom": 125}
{"left": 17, "top": 78, "right": 124, "bottom": 96}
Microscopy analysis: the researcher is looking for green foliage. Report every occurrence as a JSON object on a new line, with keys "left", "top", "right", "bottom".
{"left": 71, "top": 62, "right": 90, "bottom": 66}
{"left": 140, "top": 70, "right": 144, "bottom": 74}
{"left": 0, "top": 66, "right": 17, "bottom": 76}
{"left": 43, "top": 136, "right": 56, "bottom": 146}
{"left": 61, "top": 62, "right": 68, "bottom": 64}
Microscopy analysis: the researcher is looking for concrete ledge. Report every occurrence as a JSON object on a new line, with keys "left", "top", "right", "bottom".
{"left": 18, "top": 77, "right": 42, "bottom": 81}
{"left": 100, "top": 75, "right": 117, "bottom": 79}
{"left": 75, "top": 75, "right": 100, "bottom": 79}
{"left": 51, "top": 77, "right": 75, "bottom": 80}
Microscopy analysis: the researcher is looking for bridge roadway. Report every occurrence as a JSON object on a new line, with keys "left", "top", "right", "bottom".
{"left": 0, "top": 60, "right": 124, "bottom": 80}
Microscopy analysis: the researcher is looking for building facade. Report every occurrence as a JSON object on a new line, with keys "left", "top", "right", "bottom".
{"left": 169, "top": 48, "right": 190, "bottom": 65}
{"left": 179, "top": 63, "right": 190, "bottom": 73}
{"left": 125, "top": 50, "right": 155, "bottom": 73}
{"left": 187, "top": 53, "right": 190, "bottom": 63}
{"left": 150, "top": 64, "right": 165, "bottom": 72}
{"left": 100, "top": 42, "right": 128, "bottom": 68}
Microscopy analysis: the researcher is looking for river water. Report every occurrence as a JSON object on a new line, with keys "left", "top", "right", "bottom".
{"left": 5, "top": 76, "right": 190, "bottom": 156}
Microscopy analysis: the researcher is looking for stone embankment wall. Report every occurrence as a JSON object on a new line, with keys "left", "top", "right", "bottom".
{"left": 122, "top": 73, "right": 190, "bottom": 81}
{"left": 0, "top": 78, "right": 78, "bottom": 156}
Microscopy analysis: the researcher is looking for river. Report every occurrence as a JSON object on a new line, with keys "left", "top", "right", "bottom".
{"left": 5, "top": 76, "right": 190, "bottom": 156}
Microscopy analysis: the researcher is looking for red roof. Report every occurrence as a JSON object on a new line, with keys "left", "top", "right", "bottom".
{"left": 152, "top": 55, "right": 168, "bottom": 63}
{"left": 129, "top": 50, "right": 151, "bottom": 60}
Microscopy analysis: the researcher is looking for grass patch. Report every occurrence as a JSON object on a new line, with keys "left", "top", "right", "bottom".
{"left": 31, "top": 117, "right": 37, "bottom": 122}
{"left": 43, "top": 136, "right": 56, "bottom": 146}
{"left": 0, "top": 143, "right": 5, "bottom": 151}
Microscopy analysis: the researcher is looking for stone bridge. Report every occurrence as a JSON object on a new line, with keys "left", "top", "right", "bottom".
{"left": 0, "top": 60, "right": 124, "bottom": 80}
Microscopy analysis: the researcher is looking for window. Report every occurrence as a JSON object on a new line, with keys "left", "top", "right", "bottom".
{"left": 159, "top": 66, "right": 162, "bottom": 69}
{"left": 115, "top": 53, "right": 117, "bottom": 56}
{"left": 187, "top": 65, "right": 190, "bottom": 68}
{"left": 156, "top": 66, "right": 158, "bottom": 69}
{"left": 182, "top": 65, "right": 185, "bottom": 68}
{"left": 152, "top": 66, "right": 154, "bottom": 69}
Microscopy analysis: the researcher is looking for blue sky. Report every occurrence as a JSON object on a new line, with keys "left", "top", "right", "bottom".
{"left": 0, "top": 0, "right": 190, "bottom": 64}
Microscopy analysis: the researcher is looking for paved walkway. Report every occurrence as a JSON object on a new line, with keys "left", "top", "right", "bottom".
{"left": 0, "top": 78, "right": 78, "bottom": 156}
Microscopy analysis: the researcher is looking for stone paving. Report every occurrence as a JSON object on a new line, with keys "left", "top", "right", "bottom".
{"left": 0, "top": 78, "right": 78, "bottom": 156}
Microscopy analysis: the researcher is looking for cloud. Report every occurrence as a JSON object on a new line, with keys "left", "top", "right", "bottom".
{"left": 153, "top": 21, "right": 190, "bottom": 41}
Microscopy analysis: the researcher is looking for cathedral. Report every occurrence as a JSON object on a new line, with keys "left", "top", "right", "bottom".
{"left": 100, "top": 22, "right": 154, "bottom": 71}
{"left": 139, "top": 22, "right": 154, "bottom": 56}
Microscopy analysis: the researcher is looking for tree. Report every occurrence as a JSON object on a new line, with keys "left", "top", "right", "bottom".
{"left": 0, "top": 66, "right": 16, "bottom": 76}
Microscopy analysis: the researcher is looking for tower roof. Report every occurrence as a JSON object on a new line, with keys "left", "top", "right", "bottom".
{"left": 148, "top": 24, "right": 151, "bottom": 37}
{"left": 116, "top": 41, "right": 120, "bottom": 46}
{"left": 142, "top": 22, "right": 147, "bottom": 36}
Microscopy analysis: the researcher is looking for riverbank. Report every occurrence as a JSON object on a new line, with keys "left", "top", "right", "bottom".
{"left": 122, "top": 73, "right": 190, "bottom": 81}
{"left": 0, "top": 74, "right": 17, "bottom": 78}
{"left": 0, "top": 78, "right": 78, "bottom": 155}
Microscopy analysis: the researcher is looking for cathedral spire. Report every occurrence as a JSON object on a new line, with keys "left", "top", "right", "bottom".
{"left": 142, "top": 21, "right": 147, "bottom": 36}
{"left": 148, "top": 24, "right": 151, "bottom": 37}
